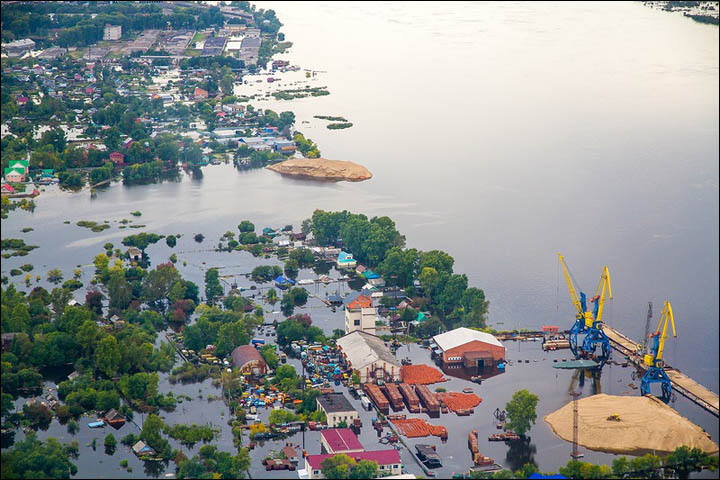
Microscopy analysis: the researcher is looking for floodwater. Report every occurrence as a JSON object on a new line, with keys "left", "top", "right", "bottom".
{"left": 2, "top": 1, "right": 718, "bottom": 477}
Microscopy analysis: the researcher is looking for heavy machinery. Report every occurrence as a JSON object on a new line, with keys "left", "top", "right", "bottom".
{"left": 641, "top": 301, "right": 676, "bottom": 403}
{"left": 557, "top": 253, "right": 613, "bottom": 368}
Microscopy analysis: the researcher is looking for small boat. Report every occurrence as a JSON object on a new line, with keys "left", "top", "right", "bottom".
{"left": 462, "top": 387, "right": 474, "bottom": 394}
{"left": 88, "top": 421, "right": 105, "bottom": 428}
{"left": 471, "top": 376, "right": 483, "bottom": 384}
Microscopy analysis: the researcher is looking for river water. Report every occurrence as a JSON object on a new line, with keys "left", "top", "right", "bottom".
{"left": 1, "top": 0, "right": 718, "bottom": 476}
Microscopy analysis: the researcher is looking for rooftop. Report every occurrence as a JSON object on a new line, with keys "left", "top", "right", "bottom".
{"left": 433, "top": 327, "right": 504, "bottom": 352}
{"left": 306, "top": 449, "right": 401, "bottom": 469}
{"left": 320, "top": 428, "right": 364, "bottom": 453}
{"left": 231, "top": 345, "right": 266, "bottom": 369}
{"left": 317, "top": 392, "right": 355, "bottom": 414}
{"left": 336, "top": 330, "right": 400, "bottom": 371}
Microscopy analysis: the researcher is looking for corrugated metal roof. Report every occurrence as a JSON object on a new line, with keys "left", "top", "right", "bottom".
{"left": 433, "top": 327, "right": 504, "bottom": 352}
{"left": 336, "top": 331, "right": 400, "bottom": 371}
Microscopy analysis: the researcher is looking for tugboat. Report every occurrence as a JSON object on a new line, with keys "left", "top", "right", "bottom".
{"left": 415, "top": 444, "right": 442, "bottom": 469}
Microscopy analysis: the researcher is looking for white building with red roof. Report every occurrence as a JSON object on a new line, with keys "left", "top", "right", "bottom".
{"left": 304, "top": 449, "right": 402, "bottom": 479}
{"left": 320, "top": 428, "right": 364, "bottom": 454}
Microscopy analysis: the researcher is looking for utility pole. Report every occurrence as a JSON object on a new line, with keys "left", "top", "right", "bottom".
{"left": 571, "top": 391, "right": 583, "bottom": 459}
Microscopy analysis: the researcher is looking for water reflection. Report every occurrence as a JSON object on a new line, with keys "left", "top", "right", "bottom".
{"left": 439, "top": 363, "right": 506, "bottom": 383}
{"left": 504, "top": 437, "right": 538, "bottom": 472}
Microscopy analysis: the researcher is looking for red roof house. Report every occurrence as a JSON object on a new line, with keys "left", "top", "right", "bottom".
{"left": 320, "top": 428, "right": 364, "bottom": 454}
{"left": 347, "top": 295, "right": 373, "bottom": 310}
{"left": 194, "top": 87, "right": 209, "bottom": 99}
{"left": 109, "top": 151, "right": 125, "bottom": 165}
{"left": 305, "top": 450, "right": 401, "bottom": 479}
{"left": 17, "top": 96, "right": 29, "bottom": 105}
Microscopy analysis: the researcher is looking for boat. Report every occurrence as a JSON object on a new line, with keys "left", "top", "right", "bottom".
{"left": 88, "top": 421, "right": 105, "bottom": 428}
{"left": 471, "top": 376, "right": 483, "bottom": 384}
{"left": 462, "top": 387, "right": 474, "bottom": 393}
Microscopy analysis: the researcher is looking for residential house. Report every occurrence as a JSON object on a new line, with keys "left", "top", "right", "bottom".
{"left": 344, "top": 294, "right": 378, "bottom": 335}
{"left": 109, "top": 151, "right": 125, "bottom": 165}
{"left": 132, "top": 441, "right": 155, "bottom": 457}
{"left": 281, "top": 445, "right": 299, "bottom": 464}
{"left": 4, "top": 168, "right": 26, "bottom": 183}
{"left": 1, "top": 184, "right": 15, "bottom": 194}
{"left": 16, "top": 95, "right": 28, "bottom": 106}
{"left": 194, "top": 87, "right": 209, "bottom": 99}
{"left": 127, "top": 247, "right": 142, "bottom": 262}
{"left": 337, "top": 251, "right": 357, "bottom": 269}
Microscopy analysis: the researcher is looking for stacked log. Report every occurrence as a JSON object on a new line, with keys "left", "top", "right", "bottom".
{"left": 383, "top": 383, "right": 404, "bottom": 412}
{"left": 415, "top": 384, "right": 440, "bottom": 416}
{"left": 399, "top": 383, "right": 421, "bottom": 413}
{"left": 364, "top": 384, "right": 389, "bottom": 414}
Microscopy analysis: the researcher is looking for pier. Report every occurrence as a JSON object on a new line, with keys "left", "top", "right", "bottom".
{"left": 603, "top": 325, "right": 719, "bottom": 417}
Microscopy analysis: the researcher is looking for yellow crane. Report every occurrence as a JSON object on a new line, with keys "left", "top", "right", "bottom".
{"left": 557, "top": 253, "right": 613, "bottom": 366}
{"left": 641, "top": 301, "right": 676, "bottom": 403}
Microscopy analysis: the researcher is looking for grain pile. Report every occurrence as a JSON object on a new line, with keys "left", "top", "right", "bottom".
{"left": 266, "top": 158, "right": 372, "bottom": 182}
{"left": 401, "top": 365, "right": 447, "bottom": 385}
{"left": 391, "top": 418, "right": 448, "bottom": 438}
{"left": 544, "top": 394, "right": 719, "bottom": 455}
{"left": 436, "top": 392, "right": 482, "bottom": 412}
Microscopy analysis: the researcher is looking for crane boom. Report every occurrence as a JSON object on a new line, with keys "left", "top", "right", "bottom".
{"left": 593, "top": 267, "right": 612, "bottom": 326}
{"left": 644, "top": 301, "right": 676, "bottom": 366}
{"left": 558, "top": 253, "right": 583, "bottom": 315}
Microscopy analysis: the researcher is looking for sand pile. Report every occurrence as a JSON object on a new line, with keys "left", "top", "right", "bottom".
{"left": 266, "top": 158, "right": 372, "bottom": 181}
{"left": 401, "top": 365, "right": 447, "bottom": 385}
{"left": 544, "top": 394, "right": 718, "bottom": 455}
{"left": 436, "top": 392, "right": 482, "bottom": 412}
{"left": 391, "top": 418, "right": 448, "bottom": 438}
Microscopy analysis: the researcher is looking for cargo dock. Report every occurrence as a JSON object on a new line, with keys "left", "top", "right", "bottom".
{"left": 603, "top": 324, "right": 719, "bottom": 417}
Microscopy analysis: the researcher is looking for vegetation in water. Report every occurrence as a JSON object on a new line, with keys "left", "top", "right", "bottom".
{"left": 327, "top": 122, "right": 353, "bottom": 130}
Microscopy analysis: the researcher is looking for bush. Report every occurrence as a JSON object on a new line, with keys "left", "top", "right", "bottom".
{"left": 120, "top": 459, "right": 129, "bottom": 468}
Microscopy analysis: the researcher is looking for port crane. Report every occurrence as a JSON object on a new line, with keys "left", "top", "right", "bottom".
{"left": 557, "top": 253, "right": 613, "bottom": 368}
{"left": 641, "top": 301, "right": 676, "bottom": 403}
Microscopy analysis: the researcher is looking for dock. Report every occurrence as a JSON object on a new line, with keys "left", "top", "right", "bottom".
{"left": 603, "top": 325, "right": 719, "bottom": 417}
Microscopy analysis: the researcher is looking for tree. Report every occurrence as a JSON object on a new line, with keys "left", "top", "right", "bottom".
{"left": 47, "top": 268, "right": 64, "bottom": 285}
{"left": 204, "top": 268, "right": 223, "bottom": 305}
{"left": 665, "top": 446, "right": 718, "bottom": 479}
{"left": 142, "top": 263, "right": 182, "bottom": 310}
{"left": 140, "top": 413, "right": 166, "bottom": 453}
{"left": 85, "top": 290, "right": 104, "bottom": 315}
{"left": 107, "top": 270, "right": 132, "bottom": 310}
{"left": 259, "top": 344, "right": 279, "bottom": 369}
{"left": 1, "top": 433, "right": 77, "bottom": 479}
{"left": 122, "top": 232, "right": 162, "bottom": 254}
{"left": 321, "top": 454, "right": 356, "bottom": 479}
{"left": 351, "top": 460, "right": 379, "bottom": 479}
{"left": 284, "top": 259, "right": 299, "bottom": 280}
{"left": 215, "top": 321, "right": 249, "bottom": 357}
{"left": 96, "top": 335, "right": 121, "bottom": 377}
{"left": 104, "top": 433, "right": 117, "bottom": 450}
{"left": 166, "top": 235, "right": 177, "bottom": 248}
{"left": 505, "top": 389, "right": 539, "bottom": 437}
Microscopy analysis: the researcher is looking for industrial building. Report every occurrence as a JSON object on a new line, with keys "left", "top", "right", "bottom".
{"left": 202, "top": 36, "right": 227, "bottom": 56}
{"left": 231, "top": 345, "right": 267, "bottom": 375}
{"left": 3, "top": 38, "right": 35, "bottom": 57}
{"left": 433, "top": 327, "right": 506, "bottom": 370}
{"left": 315, "top": 393, "right": 358, "bottom": 428}
{"left": 103, "top": 24, "right": 122, "bottom": 41}
{"left": 336, "top": 331, "right": 401, "bottom": 383}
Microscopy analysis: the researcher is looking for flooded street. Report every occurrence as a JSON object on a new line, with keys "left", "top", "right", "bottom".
{"left": 2, "top": 1, "right": 718, "bottom": 478}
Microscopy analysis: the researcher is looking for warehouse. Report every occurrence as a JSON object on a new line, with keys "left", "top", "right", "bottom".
{"left": 231, "top": 345, "right": 267, "bottom": 376}
{"left": 336, "top": 331, "right": 401, "bottom": 383}
{"left": 433, "top": 327, "right": 505, "bottom": 370}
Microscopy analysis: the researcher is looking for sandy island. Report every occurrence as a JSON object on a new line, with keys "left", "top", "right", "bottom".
{"left": 544, "top": 394, "right": 718, "bottom": 455}
{"left": 266, "top": 158, "right": 372, "bottom": 182}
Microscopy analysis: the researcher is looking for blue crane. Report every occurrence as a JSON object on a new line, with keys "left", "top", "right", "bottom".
{"left": 557, "top": 253, "right": 613, "bottom": 368}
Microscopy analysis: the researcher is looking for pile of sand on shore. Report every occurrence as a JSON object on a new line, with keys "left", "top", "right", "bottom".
{"left": 544, "top": 394, "right": 718, "bottom": 455}
{"left": 266, "top": 158, "right": 372, "bottom": 182}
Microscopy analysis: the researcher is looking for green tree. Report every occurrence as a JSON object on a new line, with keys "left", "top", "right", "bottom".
{"left": 215, "top": 320, "right": 249, "bottom": 357}
{"left": 284, "top": 259, "right": 299, "bottom": 280}
{"left": 259, "top": 344, "right": 279, "bottom": 370}
{"left": 321, "top": 454, "right": 356, "bottom": 479}
{"left": 350, "top": 460, "right": 379, "bottom": 479}
{"left": 96, "top": 335, "right": 121, "bottom": 377}
{"left": 204, "top": 268, "right": 223, "bottom": 305}
{"left": 107, "top": 270, "right": 132, "bottom": 310}
{"left": 47, "top": 268, "right": 64, "bottom": 285}
{"left": 505, "top": 389, "right": 539, "bottom": 437}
